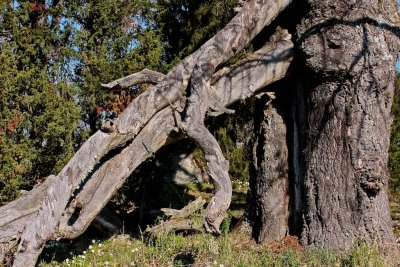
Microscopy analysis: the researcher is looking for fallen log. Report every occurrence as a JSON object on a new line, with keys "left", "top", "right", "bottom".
{"left": 0, "top": 0, "right": 293, "bottom": 265}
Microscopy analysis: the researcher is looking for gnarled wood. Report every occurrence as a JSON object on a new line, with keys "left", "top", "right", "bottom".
{"left": 55, "top": 34, "right": 293, "bottom": 241}
{"left": 0, "top": 14, "right": 294, "bottom": 265}
{"left": 0, "top": 34, "right": 292, "bottom": 241}
{"left": 250, "top": 93, "right": 289, "bottom": 243}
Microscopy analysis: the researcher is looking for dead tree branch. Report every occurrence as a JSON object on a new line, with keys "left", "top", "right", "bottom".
{"left": 0, "top": 0, "right": 293, "bottom": 264}
{"left": 101, "top": 69, "right": 165, "bottom": 90}
{"left": 145, "top": 197, "right": 206, "bottom": 235}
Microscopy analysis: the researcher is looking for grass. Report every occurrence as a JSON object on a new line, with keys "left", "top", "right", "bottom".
{"left": 390, "top": 193, "right": 400, "bottom": 238}
{"left": 35, "top": 182, "right": 400, "bottom": 267}
{"left": 38, "top": 231, "right": 396, "bottom": 267}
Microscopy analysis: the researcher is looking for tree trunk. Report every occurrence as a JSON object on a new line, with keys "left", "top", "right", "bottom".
{"left": 0, "top": 0, "right": 398, "bottom": 265}
{"left": 297, "top": 0, "right": 399, "bottom": 250}
{"left": 250, "top": 92, "right": 290, "bottom": 243}
{"left": 0, "top": 5, "right": 294, "bottom": 262}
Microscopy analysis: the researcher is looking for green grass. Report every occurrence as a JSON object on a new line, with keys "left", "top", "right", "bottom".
{"left": 38, "top": 232, "right": 395, "bottom": 267}
{"left": 36, "top": 180, "right": 400, "bottom": 267}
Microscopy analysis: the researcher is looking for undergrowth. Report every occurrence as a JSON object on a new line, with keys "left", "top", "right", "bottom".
{"left": 38, "top": 232, "right": 395, "bottom": 267}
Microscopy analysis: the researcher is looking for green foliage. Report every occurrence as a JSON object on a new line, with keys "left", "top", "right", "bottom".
{"left": 389, "top": 72, "right": 400, "bottom": 194}
{"left": 221, "top": 209, "right": 233, "bottom": 235}
{"left": 156, "top": 0, "right": 239, "bottom": 63}
{"left": 211, "top": 100, "right": 255, "bottom": 183}
{"left": 216, "top": 126, "right": 251, "bottom": 182}
{"left": 66, "top": 0, "right": 166, "bottom": 135}
{"left": 0, "top": 1, "right": 80, "bottom": 203}
{"left": 0, "top": 0, "right": 166, "bottom": 204}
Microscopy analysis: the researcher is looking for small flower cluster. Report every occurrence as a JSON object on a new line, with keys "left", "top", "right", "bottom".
{"left": 233, "top": 180, "right": 249, "bottom": 190}
{"left": 63, "top": 239, "right": 97, "bottom": 266}
{"left": 212, "top": 260, "right": 224, "bottom": 267}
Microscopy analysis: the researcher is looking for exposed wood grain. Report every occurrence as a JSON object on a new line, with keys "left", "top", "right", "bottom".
{"left": 101, "top": 69, "right": 165, "bottom": 90}
{"left": 0, "top": 3, "right": 294, "bottom": 261}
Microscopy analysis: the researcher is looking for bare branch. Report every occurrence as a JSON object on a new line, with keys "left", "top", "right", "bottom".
{"left": 101, "top": 69, "right": 165, "bottom": 90}
{"left": 0, "top": 3, "right": 294, "bottom": 260}
{"left": 0, "top": 34, "right": 294, "bottom": 265}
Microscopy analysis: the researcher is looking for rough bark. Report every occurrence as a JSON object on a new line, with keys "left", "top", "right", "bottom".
{"left": 251, "top": 92, "right": 289, "bottom": 243}
{"left": 297, "top": 0, "right": 400, "bottom": 250}
{"left": 0, "top": 14, "right": 294, "bottom": 265}
{"left": 2, "top": 0, "right": 396, "bottom": 264}
{"left": 3, "top": 1, "right": 293, "bottom": 265}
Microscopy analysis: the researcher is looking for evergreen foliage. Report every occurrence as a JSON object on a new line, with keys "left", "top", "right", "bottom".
{"left": 156, "top": 0, "right": 239, "bottom": 63}
{"left": 0, "top": 0, "right": 259, "bottom": 205}
{"left": 0, "top": 0, "right": 80, "bottom": 203}
{"left": 0, "top": 0, "right": 165, "bottom": 204}
{"left": 66, "top": 0, "right": 166, "bottom": 136}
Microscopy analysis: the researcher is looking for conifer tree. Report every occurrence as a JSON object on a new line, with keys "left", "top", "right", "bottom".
{"left": 66, "top": 0, "right": 165, "bottom": 136}
{"left": 156, "top": 0, "right": 239, "bottom": 63}
{"left": 0, "top": 0, "right": 80, "bottom": 203}
{"left": 0, "top": 0, "right": 165, "bottom": 204}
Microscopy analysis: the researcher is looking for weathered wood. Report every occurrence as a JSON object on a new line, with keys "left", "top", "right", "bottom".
{"left": 55, "top": 35, "right": 293, "bottom": 240}
{"left": 57, "top": 107, "right": 177, "bottom": 239}
{"left": 0, "top": 33, "right": 293, "bottom": 266}
{"left": 0, "top": 5, "right": 291, "bottom": 266}
{"left": 162, "top": 197, "right": 206, "bottom": 220}
{"left": 13, "top": 175, "right": 69, "bottom": 266}
{"left": 146, "top": 219, "right": 204, "bottom": 236}
{"left": 250, "top": 93, "right": 289, "bottom": 243}
{"left": 0, "top": 35, "right": 292, "bottom": 238}
{"left": 179, "top": 2, "right": 292, "bottom": 232}
{"left": 209, "top": 28, "right": 293, "bottom": 113}
{"left": 146, "top": 197, "right": 206, "bottom": 235}
{"left": 101, "top": 68, "right": 165, "bottom": 90}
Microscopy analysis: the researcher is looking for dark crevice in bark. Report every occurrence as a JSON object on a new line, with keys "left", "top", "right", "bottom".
{"left": 287, "top": 75, "right": 306, "bottom": 237}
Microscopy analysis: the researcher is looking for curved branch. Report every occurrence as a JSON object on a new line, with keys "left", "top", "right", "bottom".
{"left": 0, "top": 35, "right": 294, "bottom": 265}
{"left": 0, "top": 16, "right": 294, "bottom": 264}
{"left": 181, "top": 0, "right": 292, "bottom": 232}
{"left": 56, "top": 34, "right": 294, "bottom": 239}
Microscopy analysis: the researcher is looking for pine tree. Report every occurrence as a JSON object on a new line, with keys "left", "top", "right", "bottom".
{"left": 0, "top": 1, "right": 80, "bottom": 203}
{"left": 66, "top": 0, "right": 166, "bottom": 136}
{"left": 156, "top": 0, "right": 239, "bottom": 63}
